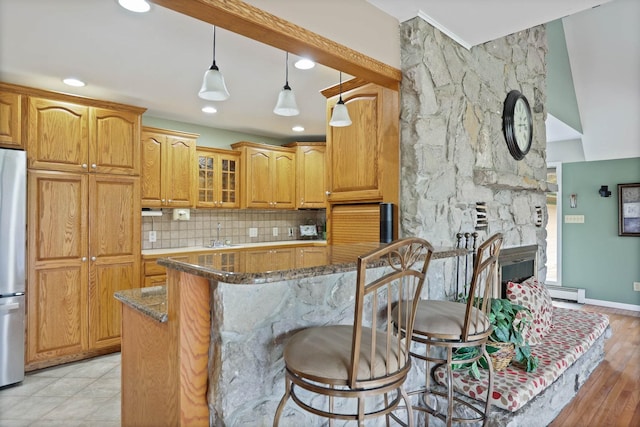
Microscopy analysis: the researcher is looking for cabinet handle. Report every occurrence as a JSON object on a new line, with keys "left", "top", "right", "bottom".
{"left": 81, "top": 257, "right": 87, "bottom": 262}
{"left": 300, "top": 198, "right": 304, "bottom": 205}
{"left": 168, "top": 199, "right": 172, "bottom": 203}
{"left": 273, "top": 202, "right": 277, "bottom": 207}
{"left": 325, "top": 191, "right": 331, "bottom": 195}
{"left": 161, "top": 199, "right": 166, "bottom": 204}
{"left": 91, "top": 164, "right": 97, "bottom": 169}
{"left": 82, "top": 163, "right": 88, "bottom": 169}
{"left": 91, "top": 256, "right": 97, "bottom": 261}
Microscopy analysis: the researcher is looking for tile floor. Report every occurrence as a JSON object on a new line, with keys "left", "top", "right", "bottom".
{"left": 0, "top": 353, "right": 121, "bottom": 427}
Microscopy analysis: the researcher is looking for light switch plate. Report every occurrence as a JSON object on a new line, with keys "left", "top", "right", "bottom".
{"left": 565, "top": 215, "right": 585, "bottom": 223}
{"left": 634, "top": 282, "right": 640, "bottom": 291}
{"left": 149, "top": 230, "right": 157, "bottom": 242}
{"left": 272, "top": 227, "right": 278, "bottom": 236}
{"left": 249, "top": 227, "right": 258, "bottom": 237}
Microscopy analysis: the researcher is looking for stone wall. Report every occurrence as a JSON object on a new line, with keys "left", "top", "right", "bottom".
{"left": 399, "top": 18, "right": 551, "bottom": 285}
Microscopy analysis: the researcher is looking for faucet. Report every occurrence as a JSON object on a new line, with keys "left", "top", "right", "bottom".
{"left": 207, "top": 223, "right": 225, "bottom": 248}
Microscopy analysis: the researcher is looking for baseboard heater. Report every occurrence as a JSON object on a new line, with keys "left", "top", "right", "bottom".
{"left": 545, "top": 284, "right": 586, "bottom": 304}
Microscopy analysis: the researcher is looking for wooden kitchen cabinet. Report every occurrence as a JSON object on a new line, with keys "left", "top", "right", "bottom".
{"left": 284, "top": 142, "right": 326, "bottom": 209}
{"left": 295, "top": 246, "right": 327, "bottom": 268}
{"left": 323, "top": 82, "right": 399, "bottom": 205}
{"left": 0, "top": 88, "right": 23, "bottom": 148}
{"left": 196, "top": 147, "right": 240, "bottom": 208}
{"left": 26, "top": 95, "right": 142, "bottom": 174}
{"left": 244, "top": 247, "right": 296, "bottom": 273}
{"left": 27, "top": 170, "right": 140, "bottom": 369}
{"left": 232, "top": 141, "right": 295, "bottom": 209}
{"left": 141, "top": 126, "right": 197, "bottom": 208}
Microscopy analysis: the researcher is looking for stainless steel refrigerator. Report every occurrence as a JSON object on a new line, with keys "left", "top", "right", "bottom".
{"left": 0, "top": 148, "right": 26, "bottom": 387}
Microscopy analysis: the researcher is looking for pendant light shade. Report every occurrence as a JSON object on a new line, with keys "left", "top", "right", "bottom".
{"left": 330, "top": 72, "right": 351, "bottom": 127}
{"left": 274, "top": 52, "right": 299, "bottom": 116}
{"left": 199, "top": 26, "right": 230, "bottom": 101}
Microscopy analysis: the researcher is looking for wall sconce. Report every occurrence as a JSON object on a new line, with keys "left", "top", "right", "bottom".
{"left": 569, "top": 194, "right": 578, "bottom": 208}
{"left": 534, "top": 206, "right": 543, "bottom": 227}
{"left": 475, "top": 202, "right": 488, "bottom": 230}
{"left": 598, "top": 185, "right": 612, "bottom": 197}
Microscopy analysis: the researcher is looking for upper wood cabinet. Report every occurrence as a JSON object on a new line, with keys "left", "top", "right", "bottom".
{"left": 26, "top": 95, "right": 142, "bottom": 175}
{"left": 231, "top": 141, "right": 296, "bottom": 209}
{"left": 196, "top": 147, "right": 240, "bottom": 208}
{"left": 141, "top": 126, "right": 197, "bottom": 208}
{"left": 0, "top": 89, "right": 23, "bottom": 148}
{"left": 323, "top": 83, "right": 399, "bottom": 205}
{"left": 284, "top": 142, "right": 326, "bottom": 209}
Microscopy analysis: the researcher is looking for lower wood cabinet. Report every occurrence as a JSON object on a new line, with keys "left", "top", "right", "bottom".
{"left": 27, "top": 170, "right": 140, "bottom": 370}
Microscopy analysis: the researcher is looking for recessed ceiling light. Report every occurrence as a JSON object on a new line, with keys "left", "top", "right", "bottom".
{"left": 202, "top": 106, "right": 217, "bottom": 114}
{"left": 292, "top": 125, "right": 305, "bottom": 132}
{"left": 63, "top": 78, "right": 86, "bottom": 87}
{"left": 118, "top": 0, "right": 151, "bottom": 13}
{"left": 294, "top": 59, "right": 315, "bottom": 70}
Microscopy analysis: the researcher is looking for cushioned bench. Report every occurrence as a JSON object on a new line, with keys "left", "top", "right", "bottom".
{"left": 434, "top": 306, "right": 610, "bottom": 412}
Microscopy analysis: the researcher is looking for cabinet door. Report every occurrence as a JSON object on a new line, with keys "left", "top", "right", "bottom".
{"left": 218, "top": 152, "right": 240, "bottom": 208}
{"left": 88, "top": 175, "right": 141, "bottom": 349}
{"left": 245, "top": 148, "right": 272, "bottom": 208}
{"left": 91, "top": 107, "right": 140, "bottom": 175}
{"left": 272, "top": 151, "right": 296, "bottom": 209}
{"left": 164, "top": 135, "right": 195, "bottom": 207}
{"left": 0, "top": 91, "right": 22, "bottom": 148}
{"left": 297, "top": 145, "right": 326, "bottom": 208}
{"left": 27, "top": 171, "right": 89, "bottom": 364}
{"left": 196, "top": 150, "right": 217, "bottom": 208}
{"left": 327, "top": 88, "right": 382, "bottom": 202}
{"left": 141, "top": 131, "right": 164, "bottom": 207}
{"left": 270, "top": 248, "right": 296, "bottom": 270}
{"left": 27, "top": 97, "right": 90, "bottom": 172}
{"left": 296, "top": 247, "right": 327, "bottom": 268}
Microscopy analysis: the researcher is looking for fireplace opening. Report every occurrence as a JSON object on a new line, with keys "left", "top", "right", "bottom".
{"left": 496, "top": 244, "right": 537, "bottom": 299}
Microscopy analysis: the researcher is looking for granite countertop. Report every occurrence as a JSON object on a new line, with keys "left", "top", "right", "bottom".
{"left": 141, "top": 239, "right": 327, "bottom": 257}
{"left": 118, "top": 243, "right": 467, "bottom": 322}
{"left": 157, "top": 243, "right": 467, "bottom": 285}
{"left": 115, "top": 286, "right": 167, "bottom": 322}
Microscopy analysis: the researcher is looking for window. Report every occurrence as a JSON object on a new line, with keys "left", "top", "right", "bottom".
{"left": 545, "top": 165, "right": 560, "bottom": 283}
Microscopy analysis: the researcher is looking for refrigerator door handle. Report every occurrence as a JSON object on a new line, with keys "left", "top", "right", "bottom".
{"left": 0, "top": 303, "right": 20, "bottom": 312}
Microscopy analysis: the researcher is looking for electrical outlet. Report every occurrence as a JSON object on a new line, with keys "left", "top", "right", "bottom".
{"left": 272, "top": 227, "right": 278, "bottom": 237}
{"left": 149, "top": 230, "right": 157, "bottom": 242}
{"left": 288, "top": 227, "right": 294, "bottom": 237}
{"left": 634, "top": 282, "right": 640, "bottom": 291}
{"left": 564, "top": 215, "right": 585, "bottom": 224}
{"left": 249, "top": 227, "right": 258, "bottom": 238}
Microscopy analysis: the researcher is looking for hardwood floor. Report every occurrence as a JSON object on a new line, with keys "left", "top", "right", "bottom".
{"left": 549, "top": 305, "right": 640, "bottom": 427}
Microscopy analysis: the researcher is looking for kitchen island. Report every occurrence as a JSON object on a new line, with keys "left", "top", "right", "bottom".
{"left": 116, "top": 242, "right": 465, "bottom": 426}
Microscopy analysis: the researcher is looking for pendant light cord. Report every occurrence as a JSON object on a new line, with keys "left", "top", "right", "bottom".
{"left": 284, "top": 52, "right": 290, "bottom": 88}
{"left": 212, "top": 26, "right": 217, "bottom": 67}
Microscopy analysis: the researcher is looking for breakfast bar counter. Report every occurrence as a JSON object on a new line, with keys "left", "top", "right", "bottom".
{"left": 116, "top": 243, "right": 465, "bottom": 426}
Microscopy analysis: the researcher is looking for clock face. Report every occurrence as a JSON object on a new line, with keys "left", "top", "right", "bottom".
{"left": 514, "top": 98, "right": 532, "bottom": 151}
{"left": 502, "top": 90, "right": 533, "bottom": 160}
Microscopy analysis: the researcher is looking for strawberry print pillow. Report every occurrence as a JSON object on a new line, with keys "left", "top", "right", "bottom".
{"left": 506, "top": 277, "right": 553, "bottom": 345}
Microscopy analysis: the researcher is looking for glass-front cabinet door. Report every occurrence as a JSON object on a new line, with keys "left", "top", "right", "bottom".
{"left": 196, "top": 148, "right": 240, "bottom": 208}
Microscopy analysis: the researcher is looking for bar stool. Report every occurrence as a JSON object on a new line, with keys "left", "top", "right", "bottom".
{"left": 273, "top": 237, "right": 435, "bottom": 427}
{"left": 398, "top": 233, "right": 503, "bottom": 426}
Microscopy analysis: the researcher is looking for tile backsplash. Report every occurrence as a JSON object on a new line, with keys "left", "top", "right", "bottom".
{"left": 142, "top": 209, "right": 326, "bottom": 250}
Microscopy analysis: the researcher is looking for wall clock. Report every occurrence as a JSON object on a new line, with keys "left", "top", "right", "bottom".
{"left": 502, "top": 90, "right": 533, "bottom": 160}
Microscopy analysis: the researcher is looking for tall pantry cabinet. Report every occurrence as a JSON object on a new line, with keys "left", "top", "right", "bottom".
{"left": 15, "top": 83, "right": 145, "bottom": 370}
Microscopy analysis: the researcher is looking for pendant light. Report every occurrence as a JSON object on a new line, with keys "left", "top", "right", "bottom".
{"left": 329, "top": 72, "right": 351, "bottom": 127}
{"left": 199, "top": 26, "right": 230, "bottom": 101}
{"left": 273, "top": 52, "right": 299, "bottom": 116}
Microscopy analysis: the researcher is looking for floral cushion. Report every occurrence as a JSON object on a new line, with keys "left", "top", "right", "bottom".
{"left": 506, "top": 277, "right": 553, "bottom": 345}
{"left": 434, "top": 308, "right": 609, "bottom": 412}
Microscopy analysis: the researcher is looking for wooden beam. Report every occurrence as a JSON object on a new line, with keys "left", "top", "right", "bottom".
{"left": 150, "top": 0, "right": 401, "bottom": 91}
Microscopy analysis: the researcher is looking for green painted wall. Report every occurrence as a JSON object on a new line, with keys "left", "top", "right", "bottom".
{"left": 562, "top": 158, "right": 640, "bottom": 306}
{"left": 547, "top": 19, "right": 582, "bottom": 133}
{"left": 141, "top": 116, "right": 286, "bottom": 149}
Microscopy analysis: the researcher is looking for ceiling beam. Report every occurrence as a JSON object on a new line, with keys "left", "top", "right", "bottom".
{"left": 150, "top": 0, "right": 401, "bottom": 91}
